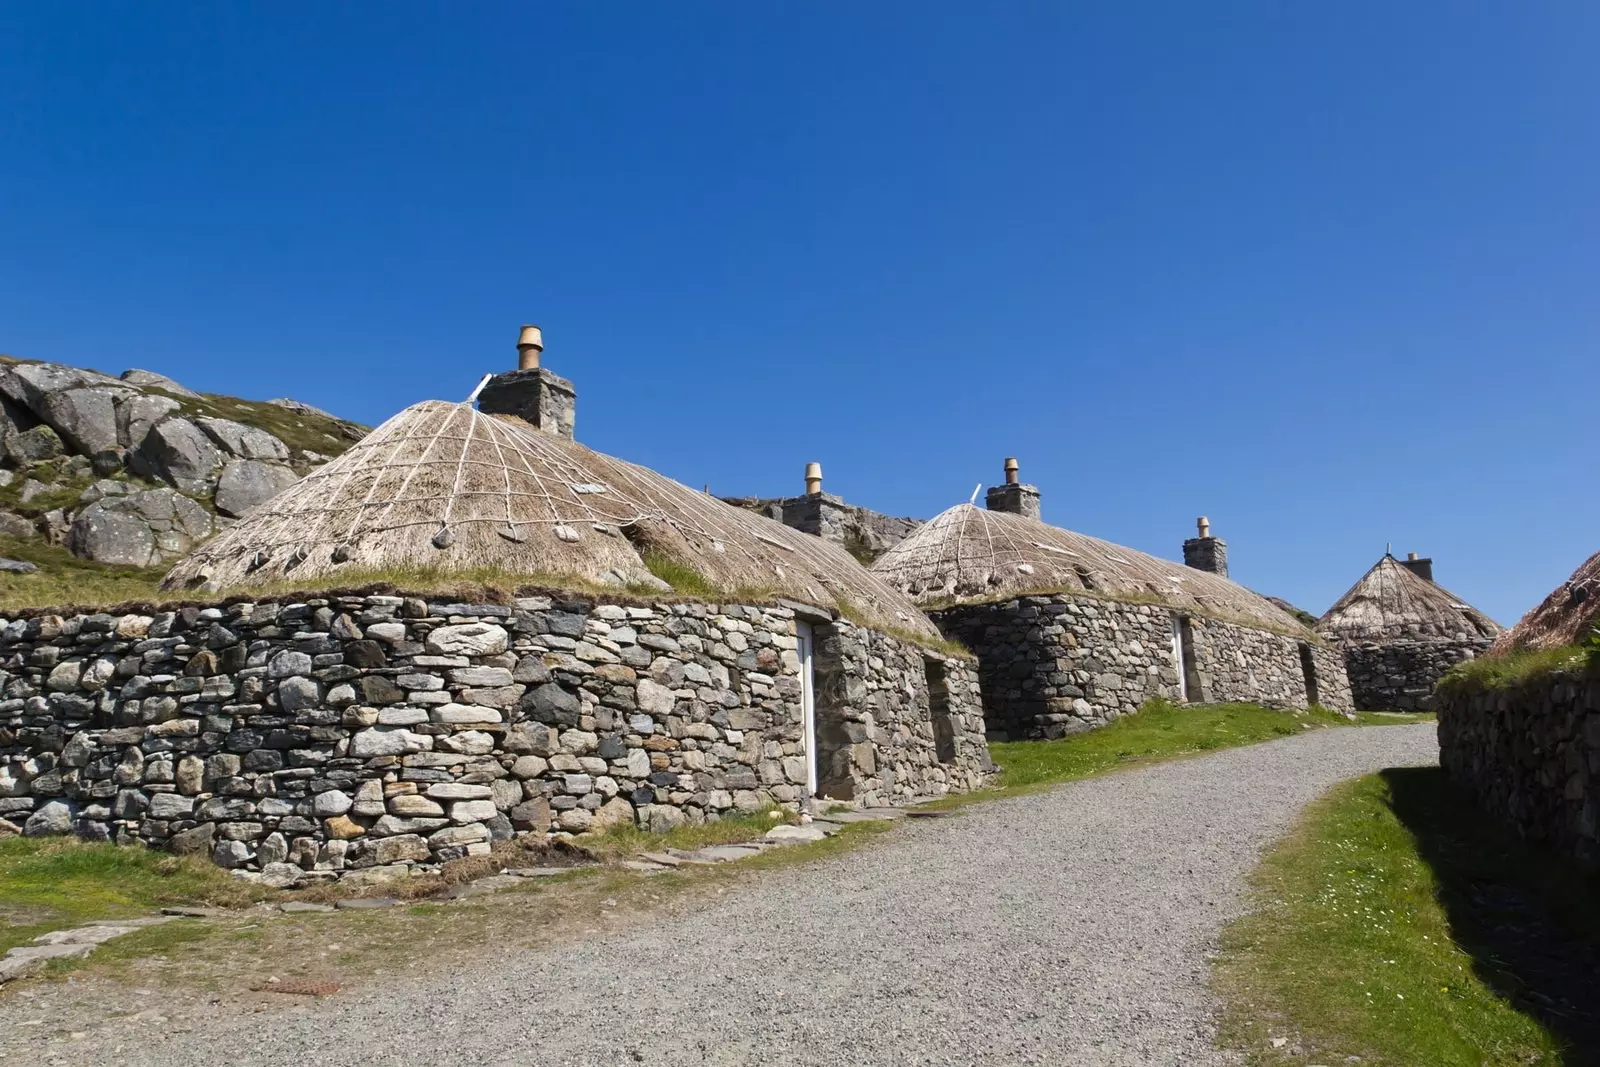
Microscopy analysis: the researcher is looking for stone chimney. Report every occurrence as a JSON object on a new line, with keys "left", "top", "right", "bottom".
{"left": 984, "top": 457, "right": 1041, "bottom": 520}
{"left": 1399, "top": 551, "right": 1435, "bottom": 583}
{"left": 475, "top": 324, "right": 577, "bottom": 440}
{"left": 1183, "top": 516, "right": 1229, "bottom": 578}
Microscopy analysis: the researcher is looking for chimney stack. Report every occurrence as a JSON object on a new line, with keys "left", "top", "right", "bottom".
{"left": 984, "top": 457, "right": 1041, "bottom": 520}
{"left": 1399, "top": 552, "right": 1435, "bottom": 583}
{"left": 1183, "top": 515, "right": 1229, "bottom": 578}
{"left": 804, "top": 462, "right": 823, "bottom": 496}
{"left": 475, "top": 323, "right": 577, "bottom": 440}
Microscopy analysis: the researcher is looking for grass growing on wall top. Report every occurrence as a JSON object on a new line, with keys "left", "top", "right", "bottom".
{"left": 1213, "top": 768, "right": 1600, "bottom": 1065}
{"left": 1436, "top": 638, "right": 1598, "bottom": 696}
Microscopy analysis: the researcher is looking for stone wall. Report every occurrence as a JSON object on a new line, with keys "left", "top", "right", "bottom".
{"left": 933, "top": 594, "right": 1353, "bottom": 740}
{"left": 0, "top": 594, "right": 990, "bottom": 884}
{"left": 1438, "top": 666, "right": 1600, "bottom": 864}
{"left": 1188, "top": 617, "right": 1354, "bottom": 714}
{"left": 1338, "top": 639, "right": 1490, "bottom": 711}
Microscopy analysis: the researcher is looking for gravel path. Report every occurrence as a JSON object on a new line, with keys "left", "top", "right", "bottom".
{"left": 4, "top": 723, "right": 1437, "bottom": 1067}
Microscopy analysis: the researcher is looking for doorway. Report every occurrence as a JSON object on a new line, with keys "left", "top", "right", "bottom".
{"left": 797, "top": 620, "right": 818, "bottom": 798}
{"left": 1298, "top": 643, "right": 1320, "bottom": 707}
{"left": 1174, "top": 615, "right": 1203, "bottom": 703}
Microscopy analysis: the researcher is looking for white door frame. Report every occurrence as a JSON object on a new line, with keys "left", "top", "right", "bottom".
{"left": 1171, "top": 616, "right": 1189, "bottom": 703}
{"left": 796, "top": 620, "right": 818, "bottom": 797}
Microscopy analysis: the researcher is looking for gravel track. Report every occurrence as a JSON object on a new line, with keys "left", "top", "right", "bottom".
{"left": 5, "top": 723, "right": 1437, "bottom": 1067}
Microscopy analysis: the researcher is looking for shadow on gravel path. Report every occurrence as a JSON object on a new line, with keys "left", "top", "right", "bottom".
{"left": 1384, "top": 767, "right": 1600, "bottom": 1065}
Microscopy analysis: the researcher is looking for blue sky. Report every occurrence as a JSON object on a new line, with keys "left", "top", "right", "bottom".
{"left": 1, "top": 4, "right": 1595, "bottom": 624}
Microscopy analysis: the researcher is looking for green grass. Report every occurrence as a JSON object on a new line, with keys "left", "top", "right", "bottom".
{"left": 0, "top": 535, "right": 169, "bottom": 611}
{"left": 638, "top": 550, "right": 719, "bottom": 598}
{"left": 1214, "top": 768, "right": 1600, "bottom": 1066}
{"left": 979, "top": 699, "right": 1427, "bottom": 792}
{"left": 1437, "top": 643, "right": 1591, "bottom": 695}
{"left": 0, "top": 836, "right": 261, "bottom": 955}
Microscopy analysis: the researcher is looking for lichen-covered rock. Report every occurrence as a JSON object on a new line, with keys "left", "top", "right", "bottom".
{"left": 214, "top": 459, "right": 298, "bottom": 518}
{"left": 67, "top": 487, "right": 214, "bottom": 566}
{"left": 196, "top": 418, "right": 290, "bottom": 463}
{"left": 38, "top": 387, "right": 134, "bottom": 455}
{"left": 131, "top": 417, "right": 222, "bottom": 494}
{"left": 5, "top": 424, "right": 63, "bottom": 465}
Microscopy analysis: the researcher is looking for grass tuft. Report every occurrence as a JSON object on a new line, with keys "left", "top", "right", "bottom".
{"left": 1437, "top": 644, "right": 1591, "bottom": 695}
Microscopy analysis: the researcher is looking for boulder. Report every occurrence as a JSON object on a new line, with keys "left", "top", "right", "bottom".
{"left": 120, "top": 368, "right": 201, "bottom": 399}
{"left": 67, "top": 488, "right": 214, "bottom": 566}
{"left": 0, "top": 512, "right": 36, "bottom": 540}
{"left": 22, "top": 800, "right": 74, "bottom": 837}
{"left": 196, "top": 418, "right": 290, "bottom": 462}
{"left": 5, "top": 424, "right": 63, "bottom": 464}
{"left": 39, "top": 387, "right": 134, "bottom": 454}
{"left": 214, "top": 459, "right": 298, "bottom": 518}
{"left": 131, "top": 417, "right": 222, "bottom": 494}
{"left": 268, "top": 397, "right": 336, "bottom": 419}
{"left": 0, "top": 362, "right": 127, "bottom": 413}
{"left": 116, "top": 393, "right": 181, "bottom": 449}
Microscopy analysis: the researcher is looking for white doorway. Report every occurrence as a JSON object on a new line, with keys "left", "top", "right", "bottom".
{"left": 796, "top": 620, "right": 818, "bottom": 797}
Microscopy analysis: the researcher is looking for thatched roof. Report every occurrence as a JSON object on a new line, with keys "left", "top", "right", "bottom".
{"left": 1490, "top": 548, "right": 1600, "bottom": 655}
{"left": 162, "top": 400, "right": 937, "bottom": 638}
{"left": 869, "top": 503, "right": 1313, "bottom": 634}
{"left": 1317, "top": 554, "right": 1502, "bottom": 646}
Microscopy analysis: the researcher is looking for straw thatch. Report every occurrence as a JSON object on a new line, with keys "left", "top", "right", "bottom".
{"left": 1317, "top": 554, "right": 1502, "bottom": 646}
{"left": 869, "top": 503, "right": 1312, "bottom": 634}
{"left": 162, "top": 400, "right": 937, "bottom": 638}
{"left": 1490, "top": 548, "right": 1600, "bottom": 655}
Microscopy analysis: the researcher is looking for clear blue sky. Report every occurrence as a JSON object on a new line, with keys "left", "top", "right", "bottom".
{"left": 2, "top": 4, "right": 1595, "bottom": 624}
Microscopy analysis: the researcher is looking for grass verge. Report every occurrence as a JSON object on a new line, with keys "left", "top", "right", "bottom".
{"left": 0, "top": 836, "right": 262, "bottom": 955}
{"left": 924, "top": 700, "right": 1432, "bottom": 808}
{"left": 1213, "top": 767, "right": 1600, "bottom": 1066}
{"left": 0, "top": 536, "right": 169, "bottom": 611}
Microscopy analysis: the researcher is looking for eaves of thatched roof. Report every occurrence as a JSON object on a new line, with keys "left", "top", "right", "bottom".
{"left": 162, "top": 400, "right": 937, "bottom": 638}
{"left": 1317, "top": 554, "right": 1501, "bottom": 646}
{"left": 869, "top": 503, "right": 1313, "bottom": 636}
{"left": 1490, "top": 548, "right": 1600, "bottom": 655}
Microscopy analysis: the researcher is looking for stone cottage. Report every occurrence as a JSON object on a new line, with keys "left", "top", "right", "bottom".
{"left": 869, "top": 460, "right": 1353, "bottom": 739}
{"left": 0, "top": 327, "right": 990, "bottom": 881}
{"left": 1316, "top": 552, "right": 1502, "bottom": 711}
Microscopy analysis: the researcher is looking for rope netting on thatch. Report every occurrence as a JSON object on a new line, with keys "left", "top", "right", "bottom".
{"left": 869, "top": 503, "right": 1310, "bottom": 633}
{"left": 162, "top": 400, "right": 936, "bottom": 638}
{"left": 1316, "top": 554, "right": 1502, "bottom": 645}
{"left": 1490, "top": 548, "right": 1600, "bottom": 655}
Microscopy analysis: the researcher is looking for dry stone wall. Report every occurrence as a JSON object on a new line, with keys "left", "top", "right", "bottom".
{"left": 0, "top": 594, "right": 989, "bottom": 884}
{"left": 1338, "top": 639, "right": 1489, "bottom": 711}
{"left": 1438, "top": 667, "right": 1600, "bottom": 864}
{"left": 1188, "top": 617, "right": 1353, "bottom": 713}
{"left": 933, "top": 594, "right": 1352, "bottom": 741}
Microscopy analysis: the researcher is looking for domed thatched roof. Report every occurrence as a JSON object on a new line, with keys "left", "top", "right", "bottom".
{"left": 869, "top": 503, "right": 1312, "bottom": 634}
{"left": 163, "top": 400, "right": 937, "bottom": 638}
{"left": 1317, "top": 554, "right": 1501, "bottom": 646}
{"left": 1490, "top": 548, "right": 1600, "bottom": 655}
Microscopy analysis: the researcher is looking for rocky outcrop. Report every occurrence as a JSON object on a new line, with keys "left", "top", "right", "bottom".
{"left": 0, "top": 356, "right": 365, "bottom": 568}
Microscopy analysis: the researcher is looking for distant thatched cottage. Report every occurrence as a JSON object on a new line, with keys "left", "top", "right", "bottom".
{"left": 1317, "top": 553, "right": 1502, "bottom": 711}
{"left": 868, "top": 461, "right": 1354, "bottom": 740}
{"left": 0, "top": 328, "right": 990, "bottom": 879}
